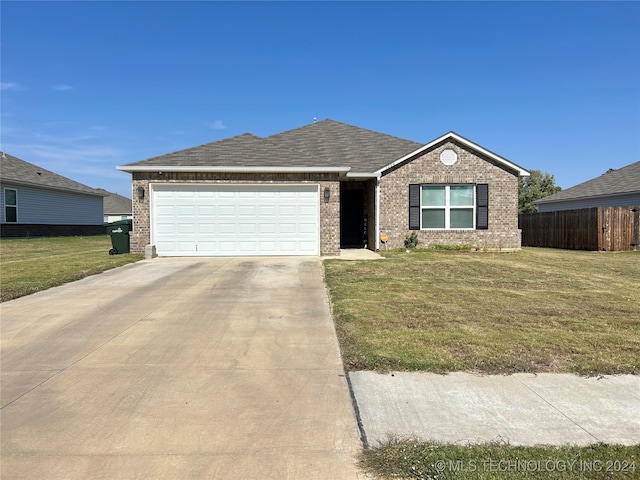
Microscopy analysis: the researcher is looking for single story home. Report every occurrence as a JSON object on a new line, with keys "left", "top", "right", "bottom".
{"left": 535, "top": 160, "right": 640, "bottom": 212}
{"left": 1, "top": 152, "right": 105, "bottom": 237}
{"left": 117, "top": 120, "right": 530, "bottom": 257}
{"left": 99, "top": 189, "right": 133, "bottom": 223}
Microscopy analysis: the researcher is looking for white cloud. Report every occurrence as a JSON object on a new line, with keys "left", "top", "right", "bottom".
{"left": 205, "top": 120, "right": 227, "bottom": 130}
{"left": 52, "top": 84, "right": 74, "bottom": 91}
{"left": 1, "top": 82, "right": 24, "bottom": 91}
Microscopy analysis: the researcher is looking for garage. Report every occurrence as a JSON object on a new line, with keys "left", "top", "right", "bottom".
{"left": 151, "top": 184, "right": 320, "bottom": 256}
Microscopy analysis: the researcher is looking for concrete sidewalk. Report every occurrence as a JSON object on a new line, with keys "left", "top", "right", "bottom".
{"left": 349, "top": 371, "right": 640, "bottom": 447}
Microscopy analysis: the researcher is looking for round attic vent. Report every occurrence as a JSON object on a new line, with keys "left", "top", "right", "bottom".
{"left": 440, "top": 149, "right": 458, "bottom": 166}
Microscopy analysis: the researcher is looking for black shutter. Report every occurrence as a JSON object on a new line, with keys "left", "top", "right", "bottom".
{"left": 409, "top": 184, "right": 420, "bottom": 230}
{"left": 476, "top": 184, "right": 489, "bottom": 230}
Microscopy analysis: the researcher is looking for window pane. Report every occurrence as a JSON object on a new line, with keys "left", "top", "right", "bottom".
{"left": 6, "top": 206, "right": 17, "bottom": 222}
{"left": 422, "top": 209, "right": 445, "bottom": 228}
{"left": 5, "top": 189, "right": 16, "bottom": 206}
{"left": 450, "top": 186, "right": 473, "bottom": 206}
{"left": 450, "top": 209, "right": 473, "bottom": 228}
{"left": 422, "top": 186, "right": 445, "bottom": 206}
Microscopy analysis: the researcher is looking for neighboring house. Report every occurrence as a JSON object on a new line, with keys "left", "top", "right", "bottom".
{"left": 98, "top": 189, "right": 133, "bottom": 223}
{"left": 117, "top": 119, "right": 530, "bottom": 257}
{"left": 0, "top": 152, "right": 105, "bottom": 237}
{"left": 535, "top": 161, "right": 640, "bottom": 212}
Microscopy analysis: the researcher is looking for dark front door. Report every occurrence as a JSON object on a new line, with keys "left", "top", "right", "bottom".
{"left": 340, "top": 188, "right": 365, "bottom": 248}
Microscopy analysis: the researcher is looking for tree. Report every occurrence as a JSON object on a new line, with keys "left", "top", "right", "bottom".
{"left": 518, "top": 170, "right": 561, "bottom": 213}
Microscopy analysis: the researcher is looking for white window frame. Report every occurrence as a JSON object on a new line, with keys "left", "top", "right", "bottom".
{"left": 421, "top": 184, "right": 475, "bottom": 230}
{"left": 4, "top": 188, "right": 17, "bottom": 223}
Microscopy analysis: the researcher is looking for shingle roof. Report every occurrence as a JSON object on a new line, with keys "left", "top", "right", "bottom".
{"left": 0, "top": 152, "right": 104, "bottom": 196}
{"left": 118, "top": 119, "right": 528, "bottom": 177}
{"left": 119, "top": 120, "right": 422, "bottom": 173}
{"left": 536, "top": 161, "right": 640, "bottom": 204}
{"left": 97, "top": 189, "right": 132, "bottom": 215}
{"left": 267, "top": 119, "right": 422, "bottom": 172}
{"left": 120, "top": 133, "right": 319, "bottom": 168}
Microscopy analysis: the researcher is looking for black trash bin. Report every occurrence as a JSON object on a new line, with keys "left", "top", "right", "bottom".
{"left": 106, "top": 219, "right": 132, "bottom": 255}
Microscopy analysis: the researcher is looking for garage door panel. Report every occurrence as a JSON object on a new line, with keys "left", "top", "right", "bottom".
{"left": 259, "top": 223, "right": 276, "bottom": 234}
{"left": 279, "top": 223, "right": 296, "bottom": 234}
{"left": 176, "top": 191, "right": 195, "bottom": 199}
{"left": 198, "top": 205, "right": 217, "bottom": 216}
{"left": 298, "top": 205, "right": 317, "bottom": 216}
{"left": 299, "top": 223, "right": 316, "bottom": 234}
{"left": 217, "top": 205, "right": 235, "bottom": 216}
{"left": 177, "top": 223, "right": 196, "bottom": 234}
{"left": 177, "top": 205, "right": 196, "bottom": 216}
{"left": 239, "top": 223, "right": 256, "bottom": 234}
{"left": 238, "top": 205, "right": 257, "bottom": 216}
{"left": 152, "top": 184, "right": 319, "bottom": 256}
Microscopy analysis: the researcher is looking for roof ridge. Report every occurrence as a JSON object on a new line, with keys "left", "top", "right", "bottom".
{"left": 268, "top": 118, "right": 421, "bottom": 145}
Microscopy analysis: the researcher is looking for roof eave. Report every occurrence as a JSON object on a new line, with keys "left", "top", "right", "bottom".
{"left": 535, "top": 190, "right": 640, "bottom": 205}
{"left": 345, "top": 171, "right": 380, "bottom": 179}
{"left": 0, "top": 178, "right": 105, "bottom": 196}
{"left": 116, "top": 165, "right": 351, "bottom": 174}
{"left": 374, "top": 132, "right": 530, "bottom": 177}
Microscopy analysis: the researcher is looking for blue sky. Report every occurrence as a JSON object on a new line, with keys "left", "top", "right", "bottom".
{"left": 2, "top": 1, "right": 639, "bottom": 197}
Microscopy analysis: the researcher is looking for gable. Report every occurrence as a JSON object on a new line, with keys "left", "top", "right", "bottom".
{"left": 377, "top": 132, "right": 529, "bottom": 177}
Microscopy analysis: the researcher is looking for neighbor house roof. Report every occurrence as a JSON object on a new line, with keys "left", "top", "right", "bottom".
{"left": 117, "top": 119, "right": 529, "bottom": 177}
{"left": 97, "top": 189, "right": 132, "bottom": 215}
{"left": 0, "top": 152, "right": 104, "bottom": 196}
{"left": 536, "top": 160, "right": 640, "bottom": 205}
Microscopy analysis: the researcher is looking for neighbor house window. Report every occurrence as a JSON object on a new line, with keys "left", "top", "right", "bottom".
{"left": 4, "top": 188, "right": 17, "bottom": 223}
{"left": 409, "top": 184, "right": 488, "bottom": 230}
{"left": 421, "top": 185, "right": 474, "bottom": 229}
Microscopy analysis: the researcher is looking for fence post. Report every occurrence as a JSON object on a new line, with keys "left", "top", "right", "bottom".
{"left": 633, "top": 207, "right": 639, "bottom": 251}
{"left": 597, "top": 207, "right": 603, "bottom": 251}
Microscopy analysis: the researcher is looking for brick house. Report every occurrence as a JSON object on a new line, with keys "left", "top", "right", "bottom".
{"left": 117, "top": 120, "right": 529, "bottom": 257}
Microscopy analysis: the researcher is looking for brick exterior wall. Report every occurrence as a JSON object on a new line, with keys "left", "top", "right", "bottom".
{"left": 130, "top": 172, "right": 340, "bottom": 256}
{"left": 379, "top": 140, "right": 522, "bottom": 250}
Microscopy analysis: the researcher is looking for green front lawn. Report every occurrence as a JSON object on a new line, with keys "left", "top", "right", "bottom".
{"left": 0, "top": 236, "right": 143, "bottom": 302}
{"left": 361, "top": 438, "right": 639, "bottom": 479}
{"left": 324, "top": 248, "right": 640, "bottom": 375}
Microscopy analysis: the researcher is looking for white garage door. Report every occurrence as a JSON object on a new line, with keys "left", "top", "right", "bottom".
{"left": 152, "top": 184, "right": 319, "bottom": 256}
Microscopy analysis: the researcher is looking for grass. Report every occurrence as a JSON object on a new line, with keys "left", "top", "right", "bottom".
{"left": 324, "top": 248, "right": 640, "bottom": 375}
{"left": 0, "top": 236, "right": 144, "bottom": 302}
{"left": 361, "top": 438, "right": 640, "bottom": 479}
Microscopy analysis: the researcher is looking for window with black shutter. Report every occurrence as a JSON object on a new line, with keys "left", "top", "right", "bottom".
{"left": 476, "top": 184, "right": 489, "bottom": 230}
{"left": 409, "top": 184, "right": 421, "bottom": 230}
{"left": 407, "top": 183, "right": 488, "bottom": 230}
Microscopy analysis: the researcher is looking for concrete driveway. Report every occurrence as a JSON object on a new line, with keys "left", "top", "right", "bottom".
{"left": 1, "top": 258, "right": 363, "bottom": 479}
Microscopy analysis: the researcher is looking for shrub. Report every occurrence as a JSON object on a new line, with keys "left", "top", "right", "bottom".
{"left": 404, "top": 232, "right": 419, "bottom": 249}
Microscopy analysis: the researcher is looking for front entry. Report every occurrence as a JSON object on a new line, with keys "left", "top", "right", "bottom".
{"left": 340, "top": 186, "right": 365, "bottom": 248}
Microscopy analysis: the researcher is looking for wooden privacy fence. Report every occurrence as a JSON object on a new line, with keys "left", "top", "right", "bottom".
{"left": 519, "top": 206, "right": 640, "bottom": 251}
